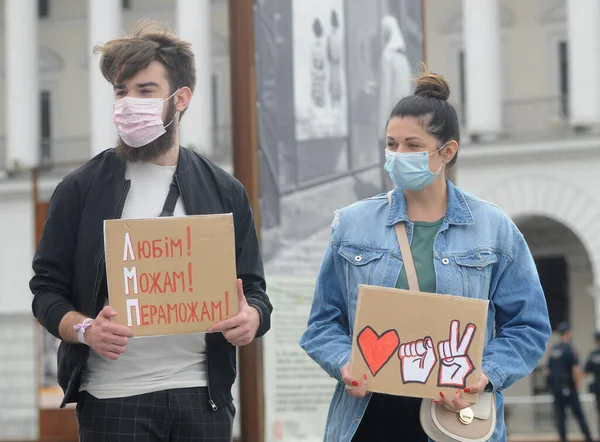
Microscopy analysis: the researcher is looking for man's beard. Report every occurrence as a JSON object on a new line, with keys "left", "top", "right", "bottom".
{"left": 116, "top": 99, "right": 177, "bottom": 163}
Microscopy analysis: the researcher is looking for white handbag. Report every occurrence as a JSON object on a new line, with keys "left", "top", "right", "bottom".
{"left": 419, "top": 393, "right": 496, "bottom": 442}
{"left": 387, "top": 191, "right": 496, "bottom": 441}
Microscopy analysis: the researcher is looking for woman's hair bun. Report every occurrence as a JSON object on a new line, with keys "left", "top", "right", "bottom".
{"left": 414, "top": 72, "right": 451, "bottom": 101}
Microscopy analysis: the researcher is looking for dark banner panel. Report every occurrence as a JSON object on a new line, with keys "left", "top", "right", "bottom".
{"left": 255, "top": 1, "right": 423, "bottom": 439}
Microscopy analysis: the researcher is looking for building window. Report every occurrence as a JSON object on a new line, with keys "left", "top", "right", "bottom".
{"left": 536, "top": 256, "right": 569, "bottom": 331}
{"left": 122, "top": 0, "right": 131, "bottom": 9}
{"left": 558, "top": 40, "right": 569, "bottom": 118}
{"left": 39, "top": 0, "right": 50, "bottom": 18}
{"left": 40, "top": 90, "right": 52, "bottom": 165}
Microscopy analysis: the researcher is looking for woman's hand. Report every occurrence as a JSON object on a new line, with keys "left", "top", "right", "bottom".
{"left": 436, "top": 372, "right": 489, "bottom": 411}
{"left": 340, "top": 363, "right": 369, "bottom": 398}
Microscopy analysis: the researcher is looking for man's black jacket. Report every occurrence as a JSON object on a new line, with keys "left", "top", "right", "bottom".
{"left": 29, "top": 147, "right": 272, "bottom": 409}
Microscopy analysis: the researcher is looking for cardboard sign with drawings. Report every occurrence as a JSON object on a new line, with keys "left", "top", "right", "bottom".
{"left": 104, "top": 214, "right": 239, "bottom": 337}
{"left": 350, "top": 285, "right": 488, "bottom": 403}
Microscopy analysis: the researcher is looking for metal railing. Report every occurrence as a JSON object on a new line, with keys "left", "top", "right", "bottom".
{"left": 505, "top": 393, "right": 599, "bottom": 438}
{"left": 503, "top": 96, "right": 569, "bottom": 140}
{"left": 452, "top": 95, "right": 573, "bottom": 143}
{"left": 0, "top": 125, "right": 233, "bottom": 176}
{"left": 0, "top": 96, "right": 586, "bottom": 170}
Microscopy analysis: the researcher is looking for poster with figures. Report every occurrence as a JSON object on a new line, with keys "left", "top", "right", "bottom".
{"left": 254, "top": 0, "right": 424, "bottom": 440}
{"left": 350, "top": 285, "right": 488, "bottom": 401}
{"left": 292, "top": 0, "right": 348, "bottom": 141}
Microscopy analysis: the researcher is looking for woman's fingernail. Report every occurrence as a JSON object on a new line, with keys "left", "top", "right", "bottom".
{"left": 433, "top": 400, "right": 439, "bottom": 404}
{"left": 439, "top": 391, "right": 444, "bottom": 398}
{"left": 363, "top": 374, "right": 367, "bottom": 380}
{"left": 352, "top": 380, "right": 359, "bottom": 387}
{"left": 457, "top": 390, "right": 461, "bottom": 395}
{"left": 464, "top": 388, "right": 471, "bottom": 393}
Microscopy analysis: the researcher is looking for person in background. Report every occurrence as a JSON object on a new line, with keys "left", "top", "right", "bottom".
{"left": 585, "top": 331, "right": 600, "bottom": 437}
{"left": 547, "top": 322, "right": 593, "bottom": 442}
{"left": 311, "top": 18, "right": 327, "bottom": 108}
{"left": 326, "top": 9, "right": 343, "bottom": 107}
{"left": 299, "top": 70, "right": 551, "bottom": 441}
{"left": 29, "top": 21, "right": 272, "bottom": 442}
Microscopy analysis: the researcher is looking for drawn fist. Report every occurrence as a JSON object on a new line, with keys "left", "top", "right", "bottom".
{"left": 438, "top": 320, "right": 477, "bottom": 388}
{"left": 398, "top": 337, "right": 437, "bottom": 384}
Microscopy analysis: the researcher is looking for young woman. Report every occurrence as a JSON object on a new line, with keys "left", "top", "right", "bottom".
{"left": 299, "top": 72, "right": 551, "bottom": 441}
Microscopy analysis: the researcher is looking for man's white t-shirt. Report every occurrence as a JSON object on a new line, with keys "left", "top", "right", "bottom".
{"left": 79, "top": 161, "right": 208, "bottom": 399}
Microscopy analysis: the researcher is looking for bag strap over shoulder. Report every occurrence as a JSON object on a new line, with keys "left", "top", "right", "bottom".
{"left": 160, "top": 175, "right": 180, "bottom": 217}
{"left": 387, "top": 191, "right": 420, "bottom": 291}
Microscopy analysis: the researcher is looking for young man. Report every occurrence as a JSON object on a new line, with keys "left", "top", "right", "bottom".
{"left": 29, "top": 22, "right": 272, "bottom": 442}
{"left": 584, "top": 331, "right": 600, "bottom": 436}
{"left": 547, "top": 322, "right": 593, "bottom": 442}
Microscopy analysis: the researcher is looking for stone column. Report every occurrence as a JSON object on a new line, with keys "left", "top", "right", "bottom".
{"left": 176, "top": 0, "right": 213, "bottom": 156}
{"left": 566, "top": 0, "right": 600, "bottom": 129}
{"left": 5, "top": 0, "right": 39, "bottom": 169}
{"left": 88, "top": 0, "right": 122, "bottom": 157}
{"left": 462, "top": 0, "right": 502, "bottom": 140}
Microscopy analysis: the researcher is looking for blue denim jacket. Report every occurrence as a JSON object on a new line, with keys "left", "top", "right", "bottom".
{"left": 299, "top": 181, "right": 552, "bottom": 442}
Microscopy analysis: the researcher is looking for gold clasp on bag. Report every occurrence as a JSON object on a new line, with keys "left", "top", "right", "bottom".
{"left": 458, "top": 407, "right": 474, "bottom": 425}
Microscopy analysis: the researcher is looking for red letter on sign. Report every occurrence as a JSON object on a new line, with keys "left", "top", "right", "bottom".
{"left": 140, "top": 304, "right": 150, "bottom": 326}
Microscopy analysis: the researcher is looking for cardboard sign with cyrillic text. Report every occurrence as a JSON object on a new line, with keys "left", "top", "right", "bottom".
{"left": 104, "top": 214, "right": 238, "bottom": 336}
{"left": 350, "top": 285, "right": 488, "bottom": 403}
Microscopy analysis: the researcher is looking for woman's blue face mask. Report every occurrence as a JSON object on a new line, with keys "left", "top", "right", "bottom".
{"left": 384, "top": 142, "right": 448, "bottom": 191}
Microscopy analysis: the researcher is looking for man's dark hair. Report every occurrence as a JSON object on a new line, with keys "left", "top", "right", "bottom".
{"left": 312, "top": 18, "right": 323, "bottom": 38}
{"left": 331, "top": 10, "right": 339, "bottom": 28}
{"left": 93, "top": 20, "right": 196, "bottom": 119}
{"left": 557, "top": 321, "right": 570, "bottom": 336}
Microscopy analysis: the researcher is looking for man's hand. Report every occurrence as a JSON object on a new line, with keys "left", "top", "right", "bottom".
{"left": 341, "top": 363, "right": 369, "bottom": 398}
{"left": 84, "top": 306, "right": 134, "bottom": 360}
{"left": 573, "top": 366, "right": 583, "bottom": 391}
{"left": 207, "top": 279, "right": 260, "bottom": 346}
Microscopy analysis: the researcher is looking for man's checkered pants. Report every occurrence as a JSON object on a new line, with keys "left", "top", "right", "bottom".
{"left": 76, "top": 387, "right": 234, "bottom": 442}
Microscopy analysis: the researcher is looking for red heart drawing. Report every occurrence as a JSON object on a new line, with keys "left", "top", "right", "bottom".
{"left": 357, "top": 326, "right": 399, "bottom": 376}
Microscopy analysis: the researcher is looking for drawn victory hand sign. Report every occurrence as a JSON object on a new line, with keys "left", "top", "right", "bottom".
{"left": 437, "top": 320, "right": 477, "bottom": 388}
{"left": 398, "top": 337, "right": 437, "bottom": 384}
